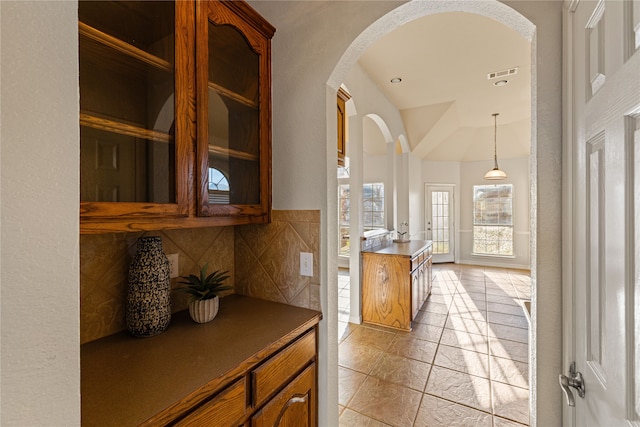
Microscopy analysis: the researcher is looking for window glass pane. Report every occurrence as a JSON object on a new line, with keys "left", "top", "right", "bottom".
{"left": 338, "top": 182, "right": 384, "bottom": 256}
{"left": 472, "top": 184, "right": 513, "bottom": 256}
{"left": 362, "top": 182, "right": 384, "bottom": 231}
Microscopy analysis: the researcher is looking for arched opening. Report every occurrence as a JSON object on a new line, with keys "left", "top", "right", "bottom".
{"left": 327, "top": 2, "right": 537, "bottom": 425}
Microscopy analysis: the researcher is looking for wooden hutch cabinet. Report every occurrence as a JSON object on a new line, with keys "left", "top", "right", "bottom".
{"left": 79, "top": 0, "right": 274, "bottom": 234}
{"left": 81, "top": 296, "right": 320, "bottom": 427}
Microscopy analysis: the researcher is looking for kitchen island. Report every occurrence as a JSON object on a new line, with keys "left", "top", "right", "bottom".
{"left": 361, "top": 240, "right": 432, "bottom": 331}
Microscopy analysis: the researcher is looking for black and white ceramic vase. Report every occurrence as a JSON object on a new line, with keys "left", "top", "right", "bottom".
{"left": 126, "top": 236, "right": 171, "bottom": 337}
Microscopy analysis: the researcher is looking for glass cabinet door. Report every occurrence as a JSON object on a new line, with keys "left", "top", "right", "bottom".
{"left": 196, "top": 1, "right": 274, "bottom": 219}
{"left": 79, "top": 1, "right": 189, "bottom": 219}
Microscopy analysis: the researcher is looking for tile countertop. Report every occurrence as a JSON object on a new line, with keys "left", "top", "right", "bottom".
{"left": 81, "top": 295, "right": 322, "bottom": 427}
{"left": 361, "top": 239, "right": 432, "bottom": 258}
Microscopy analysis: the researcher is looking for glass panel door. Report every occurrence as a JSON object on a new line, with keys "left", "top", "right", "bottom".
{"left": 79, "top": 1, "right": 176, "bottom": 204}
{"left": 196, "top": 1, "right": 273, "bottom": 219}
{"left": 206, "top": 22, "right": 260, "bottom": 206}
{"left": 425, "top": 184, "right": 455, "bottom": 263}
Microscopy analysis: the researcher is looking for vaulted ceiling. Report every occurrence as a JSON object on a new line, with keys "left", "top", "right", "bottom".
{"left": 357, "top": 11, "right": 531, "bottom": 162}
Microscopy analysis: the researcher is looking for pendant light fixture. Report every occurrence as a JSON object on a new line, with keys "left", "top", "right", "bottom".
{"left": 484, "top": 113, "right": 508, "bottom": 180}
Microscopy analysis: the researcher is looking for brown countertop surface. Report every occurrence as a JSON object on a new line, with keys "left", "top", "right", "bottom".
{"left": 362, "top": 240, "right": 432, "bottom": 257}
{"left": 81, "top": 295, "right": 322, "bottom": 426}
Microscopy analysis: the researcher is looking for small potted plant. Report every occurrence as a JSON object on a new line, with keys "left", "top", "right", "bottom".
{"left": 178, "top": 264, "right": 231, "bottom": 323}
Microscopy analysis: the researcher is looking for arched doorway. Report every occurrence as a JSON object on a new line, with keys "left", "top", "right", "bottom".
{"left": 326, "top": 2, "right": 538, "bottom": 425}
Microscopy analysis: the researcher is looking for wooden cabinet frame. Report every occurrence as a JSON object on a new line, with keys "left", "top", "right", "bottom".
{"left": 337, "top": 87, "right": 350, "bottom": 167}
{"left": 79, "top": 0, "right": 275, "bottom": 234}
{"left": 195, "top": 1, "right": 274, "bottom": 220}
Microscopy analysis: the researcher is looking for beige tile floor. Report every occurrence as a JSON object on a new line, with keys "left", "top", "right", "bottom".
{"left": 338, "top": 263, "right": 531, "bottom": 427}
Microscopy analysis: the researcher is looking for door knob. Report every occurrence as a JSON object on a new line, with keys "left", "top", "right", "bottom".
{"left": 559, "top": 362, "right": 585, "bottom": 407}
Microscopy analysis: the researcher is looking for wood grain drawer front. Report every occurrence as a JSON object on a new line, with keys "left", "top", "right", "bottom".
{"left": 252, "top": 330, "right": 316, "bottom": 407}
{"left": 251, "top": 363, "right": 316, "bottom": 427}
{"left": 174, "top": 378, "right": 246, "bottom": 427}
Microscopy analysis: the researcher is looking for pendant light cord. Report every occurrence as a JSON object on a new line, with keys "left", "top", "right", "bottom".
{"left": 493, "top": 113, "right": 499, "bottom": 169}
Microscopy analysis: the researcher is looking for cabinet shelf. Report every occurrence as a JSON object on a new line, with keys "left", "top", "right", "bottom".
{"left": 208, "top": 81, "right": 258, "bottom": 109}
{"left": 79, "top": 21, "right": 172, "bottom": 72}
{"left": 80, "top": 112, "right": 173, "bottom": 143}
{"left": 208, "top": 145, "right": 257, "bottom": 161}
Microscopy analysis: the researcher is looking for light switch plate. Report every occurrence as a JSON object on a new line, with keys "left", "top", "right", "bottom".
{"left": 300, "top": 252, "right": 313, "bottom": 277}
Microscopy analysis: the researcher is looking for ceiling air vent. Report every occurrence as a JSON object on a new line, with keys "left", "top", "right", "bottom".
{"left": 487, "top": 67, "right": 519, "bottom": 80}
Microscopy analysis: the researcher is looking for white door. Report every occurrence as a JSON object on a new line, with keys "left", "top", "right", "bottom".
{"left": 425, "top": 184, "right": 454, "bottom": 263}
{"left": 565, "top": 1, "right": 640, "bottom": 426}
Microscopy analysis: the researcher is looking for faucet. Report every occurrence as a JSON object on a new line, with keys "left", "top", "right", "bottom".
{"left": 397, "top": 221, "right": 408, "bottom": 239}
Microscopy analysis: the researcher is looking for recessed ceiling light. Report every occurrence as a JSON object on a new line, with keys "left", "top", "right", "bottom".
{"left": 494, "top": 80, "right": 509, "bottom": 86}
{"left": 390, "top": 77, "right": 402, "bottom": 83}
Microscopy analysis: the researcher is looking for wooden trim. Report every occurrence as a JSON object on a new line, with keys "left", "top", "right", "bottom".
{"left": 79, "top": 21, "right": 172, "bottom": 71}
{"left": 80, "top": 211, "right": 269, "bottom": 234}
{"left": 337, "top": 86, "right": 351, "bottom": 102}
{"left": 174, "top": 0, "right": 196, "bottom": 218}
{"left": 219, "top": 0, "right": 276, "bottom": 39}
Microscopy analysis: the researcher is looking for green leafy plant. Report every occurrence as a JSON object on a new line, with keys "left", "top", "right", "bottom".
{"left": 178, "top": 264, "right": 232, "bottom": 301}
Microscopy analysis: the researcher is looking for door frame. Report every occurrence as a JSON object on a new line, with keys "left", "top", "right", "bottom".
{"left": 562, "top": 4, "right": 576, "bottom": 426}
{"left": 424, "top": 183, "right": 456, "bottom": 263}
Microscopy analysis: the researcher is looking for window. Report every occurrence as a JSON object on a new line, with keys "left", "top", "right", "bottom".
{"left": 337, "top": 182, "right": 384, "bottom": 257}
{"left": 208, "top": 167, "right": 229, "bottom": 204}
{"left": 473, "top": 184, "right": 513, "bottom": 256}
{"left": 338, "top": 184, "right": 350, "bottom": 257}
{"left": 363, "top": 183, "right": 384, "bottom": 231}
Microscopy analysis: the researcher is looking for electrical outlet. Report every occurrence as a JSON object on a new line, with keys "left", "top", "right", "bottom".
{"left": 167, "top": 253, "right": 179, "bottom": 278}
{"left": 300, "top": 252, "right": 313, "bottom": 277}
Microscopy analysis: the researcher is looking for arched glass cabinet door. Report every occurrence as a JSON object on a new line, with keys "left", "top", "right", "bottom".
{"left": 196, "top": 1, "right": 275, "bottom": 221}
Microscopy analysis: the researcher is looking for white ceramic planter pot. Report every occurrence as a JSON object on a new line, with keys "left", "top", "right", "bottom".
{"left": 188, "top": 297, "right": 219, "bottom": 323}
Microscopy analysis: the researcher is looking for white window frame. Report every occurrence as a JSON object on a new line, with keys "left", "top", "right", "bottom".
{"left": 472, "top": 184, "right": 514, "bottom": 256}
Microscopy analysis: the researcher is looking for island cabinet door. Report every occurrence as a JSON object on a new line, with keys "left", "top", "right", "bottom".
{"left": 362, "top": 253, "right": 412, "bottom": 331}
{"left": 251, "top": 363, "right": 317, "bottom": 427}
{"left": 411, "top": 268, "right": 420, "bottom": 320}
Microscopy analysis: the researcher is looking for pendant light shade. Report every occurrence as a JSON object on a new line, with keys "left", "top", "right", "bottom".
{"left": 484, "top": 113, "right": 507, "bottom": 180}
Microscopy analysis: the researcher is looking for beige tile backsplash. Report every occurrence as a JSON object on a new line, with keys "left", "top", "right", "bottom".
{"left": 80, "top": 210, "right": 320, "bottom": 344}
{"left": 235, "top": 210, "right": 321, "bottom": 311}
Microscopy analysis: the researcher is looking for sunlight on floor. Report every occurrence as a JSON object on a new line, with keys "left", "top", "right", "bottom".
{"left": 338, "top": 263, "right": 531, "bottom": 427}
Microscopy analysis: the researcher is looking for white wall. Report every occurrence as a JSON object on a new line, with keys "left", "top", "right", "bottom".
{"left": 459, "top": 157, "right": 531, "bottom": 269}
{"left": 421, "top": 158, "right": 530, "bottom": 269}
{"left": 0, "top": 2, "right": 80, "bottom": 425}
{"left": 363, "top": 153, "right": 386, "bottom": 182}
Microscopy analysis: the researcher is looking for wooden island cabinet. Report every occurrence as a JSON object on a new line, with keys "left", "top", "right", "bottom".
{"left": 361, "top": 240, "right": 432, "bottom": 331}
{"left": 81, "top": 296, "right": 321, "bottom": 427}
{"left": 79, "top": 0, "right": 274, "bottom": 234}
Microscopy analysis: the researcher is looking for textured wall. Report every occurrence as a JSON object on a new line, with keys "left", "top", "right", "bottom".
{"left": 80, "top": 210, "right": 320, "bottom": 344}
{"left": 235, "top": 210, "right": 321, "bottom": 311}
{"left": 0, "top": 1, "right": 81, "bottom": 424}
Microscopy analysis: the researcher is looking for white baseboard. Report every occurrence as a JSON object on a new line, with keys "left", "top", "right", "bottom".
{"left": 456, "top": 259, "right": 530, "bottom": 271}
{"left": 349, "top": 314, "right": 362, "bottom": 324}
